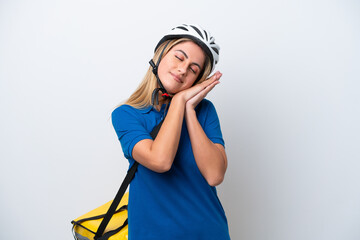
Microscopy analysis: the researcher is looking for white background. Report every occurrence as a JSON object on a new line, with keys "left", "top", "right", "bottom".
{"left": 1, "top": 0, "right": 359, "bottom": 239}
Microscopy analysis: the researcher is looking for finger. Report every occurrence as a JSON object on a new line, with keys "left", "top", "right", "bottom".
{"left": 204, "top": 79, "right": 220, "bottom": 90}
{"left": 198, "top": 80, "right": 220, "bottom": 97}
{"left": 205, "top": 80, "right": 219, "bottom": 92}
{"left": 186, "top": 81, "right": 220, "bottom": 108}
{"left": 205, "top": 71, "right": 222, "bottom": 82}
{"left": 183, "top": 75, "right": 220, "bottom": 101}
{"left": 194, "top": 78, "right": 216, "bottom": 91}
{"left": 200, "top": 75, "right": 220, "bottom": 89}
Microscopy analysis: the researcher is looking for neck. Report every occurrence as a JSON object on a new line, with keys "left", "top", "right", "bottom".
{"left": 154, "top": 94, "right": 171, "bottom": 111}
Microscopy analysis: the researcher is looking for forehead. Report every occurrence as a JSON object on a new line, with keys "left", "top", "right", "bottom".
{"left": 171, "top": 41, "right": 206, "bottom": 63}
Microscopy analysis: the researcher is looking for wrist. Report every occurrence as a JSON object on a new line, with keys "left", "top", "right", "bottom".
{"left": 185, "top": 106, "right": 196, "bottom": 117}
{"left": 169, "top": 94, "right": 186, "bottom": 114}
{"left": 173, "top": 92, "right": 187, "bottom": 105}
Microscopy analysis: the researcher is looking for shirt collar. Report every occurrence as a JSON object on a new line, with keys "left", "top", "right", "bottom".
{"left": 138, "top": 103, "right": 169, "bottom": 114}
{"left": 138, "top": 106, "right": 153, "bottom": 114}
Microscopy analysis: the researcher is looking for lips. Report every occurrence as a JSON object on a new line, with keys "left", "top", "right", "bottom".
{"left": 170, "top": 73, "right": 183, "bottom": 83}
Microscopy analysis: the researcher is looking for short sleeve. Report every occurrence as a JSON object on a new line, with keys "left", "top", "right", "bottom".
{"left": 111, "top": 105, "right": 153, "bottom": 159}
{"left": 198, "top": 99, "right": 225, "bottom": 147}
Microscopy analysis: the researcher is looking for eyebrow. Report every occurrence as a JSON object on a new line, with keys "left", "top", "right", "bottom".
{"left": 175, "top": 50, "right": 202, "bottom": 70}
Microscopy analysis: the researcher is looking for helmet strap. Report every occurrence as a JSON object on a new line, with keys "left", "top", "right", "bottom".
{"left": 149, "top": 41, "right": 172, "bottom": 105}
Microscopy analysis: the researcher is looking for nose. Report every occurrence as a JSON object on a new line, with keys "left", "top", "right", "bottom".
{"left": 177, "top": 62, "right": 187, "bottom": 75}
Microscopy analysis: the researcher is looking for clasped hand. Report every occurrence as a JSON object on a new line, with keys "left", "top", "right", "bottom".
{"left": 175, "top": 71, "right": 222, "bottom": 111}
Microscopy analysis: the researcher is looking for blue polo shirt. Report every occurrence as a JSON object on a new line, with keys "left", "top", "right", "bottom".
{"left": 111, "top": 99, "right": 230, "bottom": 240}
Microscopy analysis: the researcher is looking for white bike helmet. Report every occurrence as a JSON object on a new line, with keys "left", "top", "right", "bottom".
{"left": 149, "top": 24, "right": 220, "bottom": 105}
{"left": 155, "top": 24, "right": 220, "bottom": 73}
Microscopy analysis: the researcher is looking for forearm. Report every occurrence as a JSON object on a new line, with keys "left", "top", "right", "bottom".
{"left": 132, "top": 94, "right": 187, "bottom": 172}
{"left": 185, "top": 108, "right": 227, "bottom": 186}
{"left": 150, "top": 96, "right": 185, "bottom": 167}
{"left": 132, "top": 77, "right": 221, "bottom": 173}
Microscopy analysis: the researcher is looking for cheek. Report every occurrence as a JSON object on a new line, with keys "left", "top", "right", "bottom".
{"left": 158, "top": 57, "right": 174, "bottom": 76}
{"left": 157, "top": 63, "right": 168, "bottom": 81}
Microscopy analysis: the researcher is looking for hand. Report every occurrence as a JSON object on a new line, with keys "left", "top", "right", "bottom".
{"left": 173, "top": 71, "right": 222, "bottom": 105}
{"left": 185, "top": 71, "right": 222, "bottom": 110}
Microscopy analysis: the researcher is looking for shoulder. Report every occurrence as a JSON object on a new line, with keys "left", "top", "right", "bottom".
{"left": 111, "top": 105, "right": 153, "bottom": 130}
{"left": 195, "top": 99, "right": 220, "bottom": 125}
{"left": 112, "top": 104, "right": 139, "bottom": 115}
{"left": 112, "top": 104, "right": 151, "bottom": 119}
{"left": 196, "top": 99, "right": 217, "bottom": 114}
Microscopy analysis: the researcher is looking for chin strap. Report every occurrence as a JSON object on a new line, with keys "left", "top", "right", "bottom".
{"left": 151, "top": 87, "right": 171, "bottom": 106}
{"left": 149, "top": 41, "right": 172, "bottom": 106}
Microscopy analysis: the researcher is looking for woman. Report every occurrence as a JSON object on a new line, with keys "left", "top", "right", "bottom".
{"left": 112, "top": 24, "right": 230, "bottom": 239}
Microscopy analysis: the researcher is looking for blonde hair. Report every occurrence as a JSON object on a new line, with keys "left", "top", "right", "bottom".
{"left": 123, "top": 38, "right": 212, "bottom": 109}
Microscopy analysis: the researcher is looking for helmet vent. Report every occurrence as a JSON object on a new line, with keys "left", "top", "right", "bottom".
{"left": 211, "top": 47, "right": 219, "bottom": 55}
{"left": 204, "top": 31, "right": 208, "bottom": 41}
{"left": 154, "top": 24, "right": 220, "bottom": 73}
{"left": 190, "top": 25, "right": 204, "bottom": 39}
{"left": 176, "top": 26, "right": 188, "bottom": 31}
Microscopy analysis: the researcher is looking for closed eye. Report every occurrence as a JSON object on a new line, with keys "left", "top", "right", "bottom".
{"left": 189, "top": 67, "right": 196, "bottom": 74}
{"left": 175, "top": 55, "right": 183, "bottom": 61}
{"left": 175, "top": 51, "right": 200, "bottom": 74}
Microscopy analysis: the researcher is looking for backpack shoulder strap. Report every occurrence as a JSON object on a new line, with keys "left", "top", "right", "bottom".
{"left": 94, "top": 118, "right": 165, "bottom": 239}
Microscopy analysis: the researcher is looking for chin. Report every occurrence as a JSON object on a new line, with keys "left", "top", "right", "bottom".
{"left": 162, "top": 83, "right": 180, "bottom": 95}
{"left": 167, "top": 88, "right": 179, "bottom": 95}
{"left": 161, "top": 79, "right": 190, "bottom": 95}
